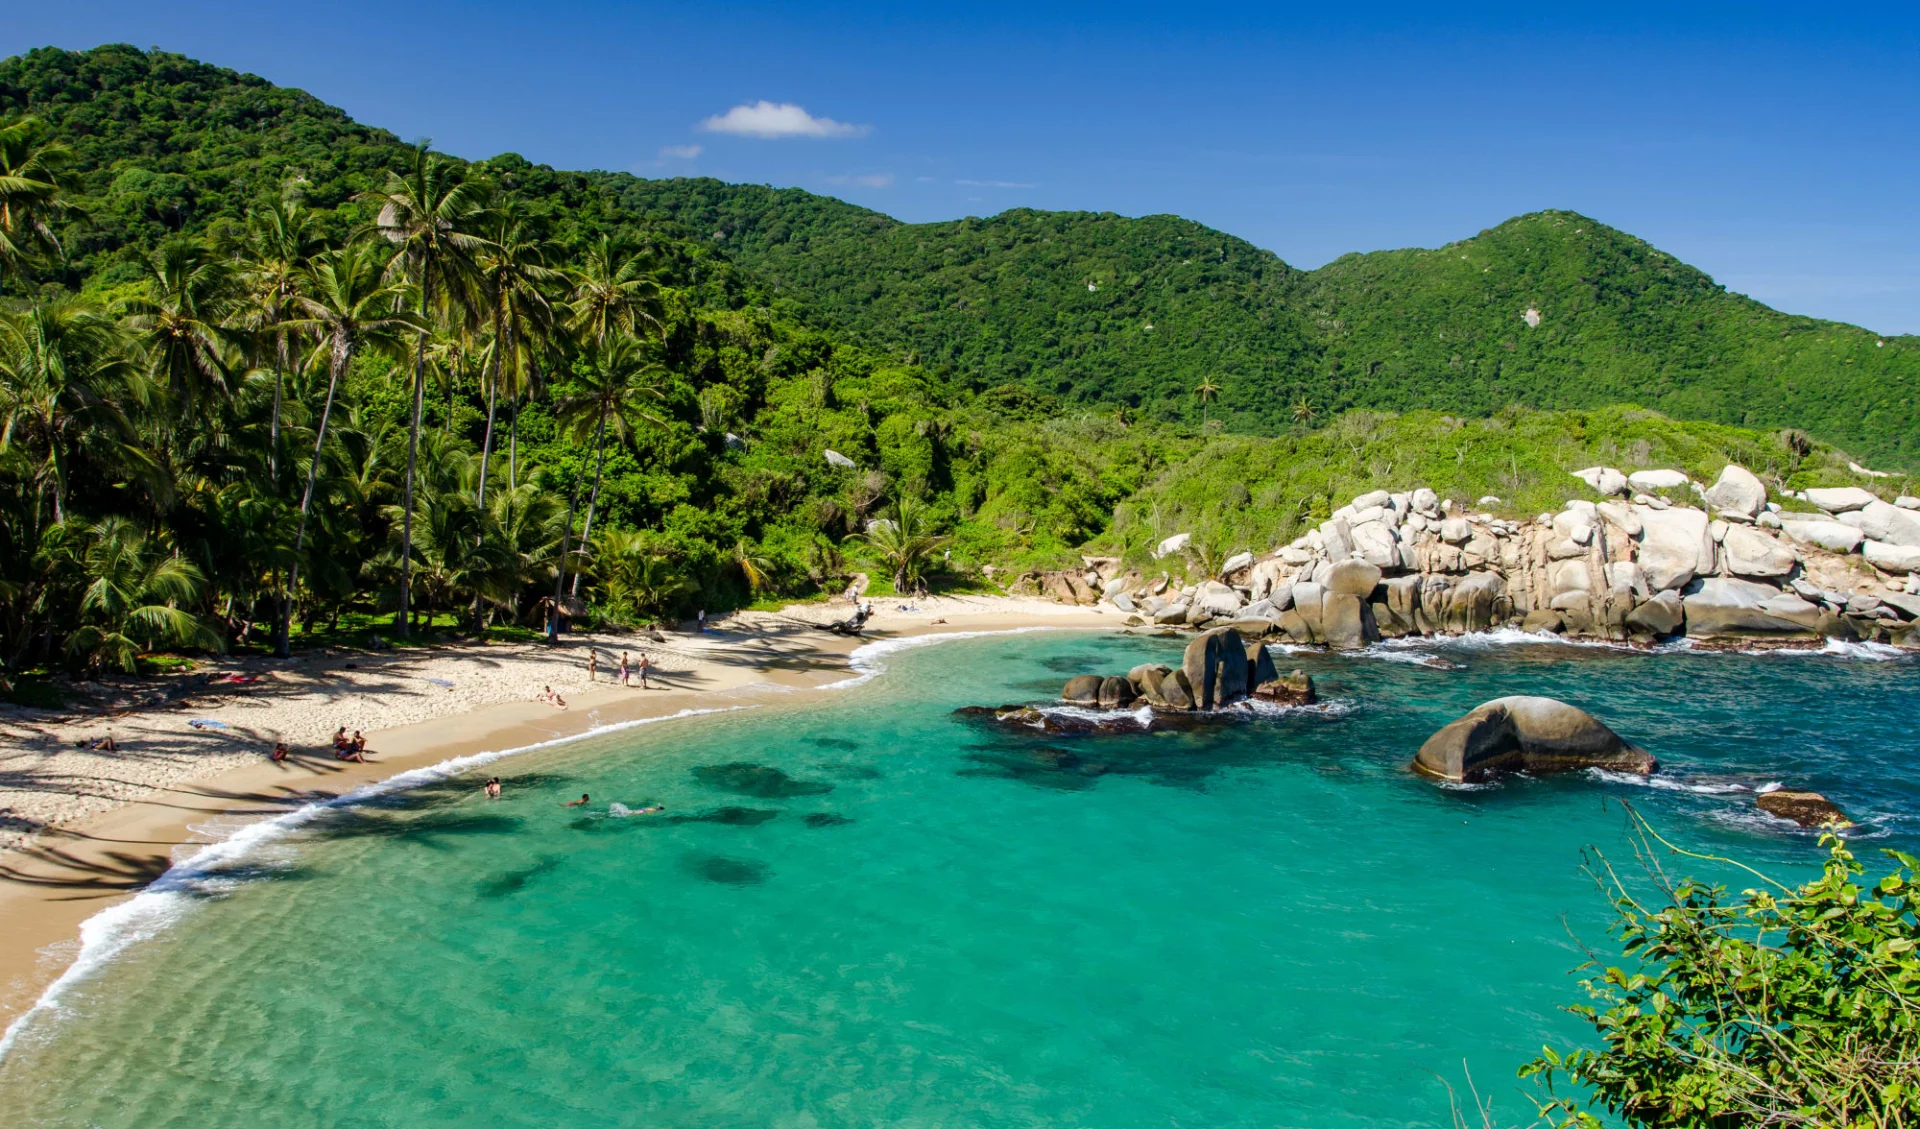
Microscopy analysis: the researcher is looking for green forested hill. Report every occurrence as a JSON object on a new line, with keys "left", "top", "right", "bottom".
{"left": 5, "top": 43, "right": 1914, "bottom": 466}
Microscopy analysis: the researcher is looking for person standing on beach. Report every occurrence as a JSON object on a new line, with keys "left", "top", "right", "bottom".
{"left": 619, "top": 651, "right": 630, "bottom": 687}
{"left": 587, "top": 649, "right": 598, "bottom": 682}
{"left": 697, "top": 609, "right": 706, "bottom": 632}
{"left": 636, "top": 651, "right": 651, "bottom": 689}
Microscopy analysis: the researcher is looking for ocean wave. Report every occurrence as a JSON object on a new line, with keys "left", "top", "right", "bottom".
{"left": 1689, "top": 638, "right": 1911, "bottom": 663}
{"left": 0, "top": 704, "right": 753, "bottom": 1065}
{"left": 1585, "top": 768, "right": 1775, "bottom": 796}
{"left": 826, "top": 627, "right": 1066, "bottom": 690}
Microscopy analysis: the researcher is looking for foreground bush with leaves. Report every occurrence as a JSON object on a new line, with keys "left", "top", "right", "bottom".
{"left": 1526, "top": 822, "right": 1920, "bottom": 1128}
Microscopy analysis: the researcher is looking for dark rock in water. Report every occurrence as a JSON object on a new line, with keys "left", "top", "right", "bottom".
{"left": 1413, "top": 696, "right": 1656, "bottom": 784}
{"left": 699, "top": 806, "right": 780, "bottom": 826}
{"left": 807, "top": 737, "right": 861, "bottom": 751}
{"left": 804, "top": 812, "right": 854, "bottom": 828}
{"left": 1182, "top": 627, "right": 1250, "bottom": 710}
{"left": 1061, "top": 674, "right": 1103, "bottom": 703}
{"left": 692, "top": 762, "right": 833, "bottom": 798}
{"left": 1756, "top": 790, "right": 1852, "bottom": 828}
{"left": 684, "top": 854, "right": 768, "bottom": 885}
{"left": 1253, "top": 669, "right": 1316, "bottom": 706}
{"left": 1041, "top": 653, "right": 1106, "bottom": 674}
{"left": 1098, "top": 675, "right": 1136, "bottom": 709}
{"left": 1246, "top": 644, "right": 1278, "bottom": 695}
{"left": 476, "top": 856, "right": 562, "bottom": 899}
{"left": 1158, "top": 668, "right": 1196, "bottom": 710}
{"left": 954, "top": 704, "right": 1207, "bottom": 737}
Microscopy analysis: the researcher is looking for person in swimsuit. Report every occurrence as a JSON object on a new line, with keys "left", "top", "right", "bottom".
{"left": 270, "top": 741, "right": 290, "bottom": 763}
{"left": 564, "top": 793, "right": 590, "bottom": 808}
{"left": 484, "top": 777, "right": 502, "bottom": 800}
{"left": 636, "top": 652, "right": 651, "bottom": 689}
{"left": 587, "top": 650, "right": 598, "bottom": 682}
{"left": 619, "top": 651, "right": 630, "bottom": 687}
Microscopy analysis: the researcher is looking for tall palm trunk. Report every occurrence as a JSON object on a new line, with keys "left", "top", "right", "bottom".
{"left": 398, "top": 272, "right": 434, "bottom": 636}
{"left": 569, "top": 408, "right": 612, "bottom": 599}
{"left": 476, "top": 310, "right": 504, "bottom": 508}
{"left": 270, "top": 330, "right": 289, "bottom": 487}
{"left": 547, "top": 406, "right": 605, "bottom": 644}
{"left": 279, "top": 330, "right": 351, "bottom": 657}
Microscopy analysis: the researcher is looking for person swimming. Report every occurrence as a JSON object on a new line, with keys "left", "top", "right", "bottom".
{"left": 563, "top": 793, "right": 590, "bottom": 807}
{"left": 484, "top": 777, "right": 502, "bottom": 800}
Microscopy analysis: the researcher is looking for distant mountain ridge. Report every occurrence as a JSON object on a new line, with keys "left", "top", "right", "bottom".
{"left": 3, "top": 43, "right": 1914, "bottom": 467}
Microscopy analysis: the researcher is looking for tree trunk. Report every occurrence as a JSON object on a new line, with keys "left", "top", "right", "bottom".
{"left": 547, "top": 408, "right": 605, "bottom": 644}
{"left": 399, "top": 273, "right": 434, "bottom": 636}
{"left": 570, "top": 409, "right": 612, "bottom": 599}
{"left": 476, "top": 307, "right": 504, "bottom": 509}
{"left": 270, "top": 330, "right": 289, "bottom": 488}
{"left": 278, "top": 331, "right": 351, "bottom": 658}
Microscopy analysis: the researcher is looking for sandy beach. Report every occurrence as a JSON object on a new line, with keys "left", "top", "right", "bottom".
{"left": 0, "top": 595, "right": 1112, "bottom": 1033}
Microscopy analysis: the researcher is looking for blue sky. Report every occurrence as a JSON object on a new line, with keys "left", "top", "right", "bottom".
{"left": 6, "top": 2, "right": 1918, "bottom": 333}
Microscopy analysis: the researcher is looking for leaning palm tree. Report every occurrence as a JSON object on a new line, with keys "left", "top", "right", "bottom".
{"left": 858, "top": 496, "right": 948, "bottom": 593}
{"left": 473, "top": 204, "right": 557, "bottom": 508}
{"left": 276, "top": 244, "right": 421, "bottom": 655}
{"left": 0, "top": 117, "right": 81, "bottom": 292}
{"left": 1193, "top": 376, "right": 1221, "bottom": 429}
{"left": 564, "top": 235, "right": 663, "bottom": 347}
{"left": 360, "top": 144, "right": 490, "bottom": 635}
{"left": 122, "top": 238, "right": 244, "bottom": 419}
{"left": 229, "top": 201, "right": 323, "bottom": 486}
{"left": 732, "top": 539, "right": 775, "bottom": 597}
{"left": 0, "top": 297, "right": 145, "bottom": 525}
{"left": 65, "top": 516, "right": 224, "bottom": 674}
{"left": 545, "top": 333, "right": 669, "bottom": 640}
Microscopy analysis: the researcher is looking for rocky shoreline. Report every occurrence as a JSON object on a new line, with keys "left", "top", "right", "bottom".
{"left": 1024, "top": 466, "right": 1920, "bottom": 651}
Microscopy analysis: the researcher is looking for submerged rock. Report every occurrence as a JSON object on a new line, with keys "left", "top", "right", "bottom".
{"left": 1413, "top": 696, "right": 1656, "bottom": 783}
{"left": 803, "top": 812, "right": 855, "bottom": 828}
{"left": 691, "top": 763, "right": 833, "bottom": 798}
{"left": 1756, "top": 790, "right": 1852, "bottom": 829}
{"left": 684, "top": 854, "right": 769, "bottom": 885}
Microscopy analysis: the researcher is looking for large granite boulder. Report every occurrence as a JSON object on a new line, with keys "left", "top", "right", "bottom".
{"left": 1254, "top": 669, "right": 1317, "bottom": 705}
{"left": 1319, "top": 518, "right": 1355, "bottom": 561}
{"left": 1061, "top": 675, "right": 1102, "bottom": 704}
{"left": 1805, "top": 487, "right": 1878, "bottom": 514}
{"left": 1127, "top": 664, "right": 1171, "bottom": 696}
{"left": 1839, "top": 501, "right": 1920, "bottom": 548}
{"left": 1193, "top": 580, "right": 1244, "bottom": 619}
{"left": 1349, "top": 520, "right": 1399, "bottom": 569}
{"left": 1720, "top": 524, "right": 1796, "bottom": 579}
{"left": 1756, "top": 789, "right": 1852, "bottom": 829}
{"left": 1628, "top": 469, "right": 1691, "bottom": 491}
{"left": 1780, "top": 518, "right": 1864, "bottom": 554}
{"left": 1702, "top": 465, "right": 1767, "bottom": 518}
{"left": 1681, "top": 577, "right": 1815, "bottom": 639}
{"left": 1445, "top": 572, "right": 1506, "bottom": 634}
{"left": 1326, "top": 558, "right": 1383, "bottom": 597}
{"left": 1635, "top": 505, "right": 1714, "bottom": 591}
{"left": 1413, "top": 696, "right": 1657, "bottom": 783}
{"left": 1182, "top": 627, "right": 1250, "bottom": 710}
{"left": 1097, "top": 676, "right": 1137, "bottom": 709}
{"left": 1246, "top": 643, "right": 1278, "bottom": 694}
{"left": 1864, "top": 541, "right": 1920, "bottom": 574}
{"left": 1624, "top": 589, "right": 1685, "bottom": 636}
{"left": 1572, "top": 466, "right": 1629, "bottom": 496}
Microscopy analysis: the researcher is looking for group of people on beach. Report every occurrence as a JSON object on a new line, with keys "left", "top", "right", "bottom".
{"left": 583, "top": 649, "right": 653, "bottom": 689}
{"left": 330, "top": 727, "right": 370, "bottom": 763}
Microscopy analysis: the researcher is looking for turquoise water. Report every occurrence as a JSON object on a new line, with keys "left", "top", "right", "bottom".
{"left": 2, "top": 630, "right": 1916, "bottom": 1128}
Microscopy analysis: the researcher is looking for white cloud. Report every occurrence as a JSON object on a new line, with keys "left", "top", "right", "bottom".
{"left": 825, "top": 173, "right": 894, "bottom": 189}
{"left": 658, "top": 144, "right": 703, "bottom": 160}
{"left": 698, "top": 101, "right": 869, "bottom": 139}
{"left": 955, "top": 178, "right": 1037, "bottom": 189}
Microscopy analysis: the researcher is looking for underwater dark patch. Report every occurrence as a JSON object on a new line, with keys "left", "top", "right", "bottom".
{"left": 803, "top": 812, "right": 854, "bottom": 828}
{"left": 817, "top": 763, "right": 883, "bottom": 780}
{"left": 692, "top": 762, "right": 833, "bottom": 798}
{"left": 806, "top": 737, "right": 861, "bottom": 751}
{"left": 684, "top": 854, "right": 768, "bottom": 886}
{"left": 477, "top": 856, "right": 563, "bottom": 898}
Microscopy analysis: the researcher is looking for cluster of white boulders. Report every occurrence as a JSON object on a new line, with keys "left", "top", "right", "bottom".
{"left": 1030, "top": 467, "right": 1920, "bottom": 649}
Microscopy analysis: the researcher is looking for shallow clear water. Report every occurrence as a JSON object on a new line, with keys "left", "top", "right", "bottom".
{"left": 2, "top": 630, "right": 1916, "bottom": 1128}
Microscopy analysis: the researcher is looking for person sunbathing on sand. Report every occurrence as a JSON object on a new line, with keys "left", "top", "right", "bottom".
{"left": 537, "top": 685, "right": 569, "bottom": 709}
{"left": 270, "top": 741, "right": 290, "bottom": 763}
{"left": 332, "top": 727, "right": 350, "bottom": 750}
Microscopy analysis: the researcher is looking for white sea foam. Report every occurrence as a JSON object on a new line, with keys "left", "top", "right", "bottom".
{"left": 827, "top": 627, "right": 1064, "bottom": 690}
{"left": 0, "top": 704, "right": 750, "bottom": 1065}
{"left": 1238, "top": 697, "right": 1354, "bottom": 719}
{"left": 1660, "top": 637, "right": 1910, "bottom": 662}
{"left": 1037, "top": 703, "right": 1156, "bottom": 729}
{"left": 1585, "top": 768, "right": 1772, "bottom": 796}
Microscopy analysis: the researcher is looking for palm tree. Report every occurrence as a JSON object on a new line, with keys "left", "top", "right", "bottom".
{"left": 1291, "top": 397, "right": 1316, "bottom": 425}
{"left": 546, "top": 333, "right": 669, "bottom": 640}
{"left": 1193, "top": 376, "right": 1221, "bottom": 429}
{"left": 0, "top": 117, "right": 81, "bottom": 292}
{"left": 231, "top": 201, "right": 323, "bottom": 487}
{"left": 565, "top": 235, "right": 663, "bottom": 347}
{"left": 732, "top": 539, "right": 775, "bottom": 597}
{"left": 65, "top": 517, "right": 223, "bottom": 674}
{"left": 595, "top": 527, "right": 695, "bottom": 625}
{"left": 361, "top": 144, "right": 489, "bottom": 635}
{"left": 123, "top": 238, "right": 243, "bottom": 419}
{"left": 0, "top": 298, "right": 146, "bottom": 525}
{"left": 858, "top": 496, "right": 948, "bottom": 593}
{"left": 277, "top": 244, "right": 420, "bottom": 655}
{"left": 473, "top": 205, "right": 557, "bottom": 508}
